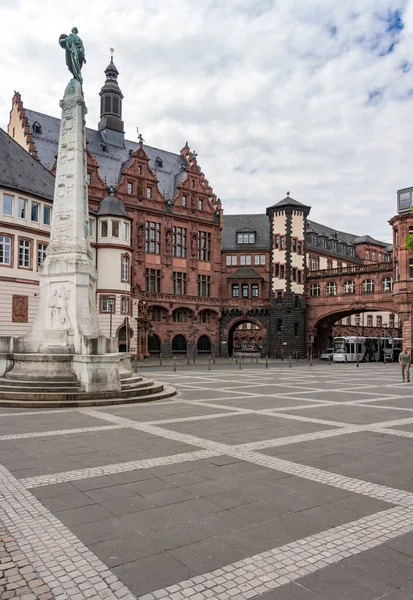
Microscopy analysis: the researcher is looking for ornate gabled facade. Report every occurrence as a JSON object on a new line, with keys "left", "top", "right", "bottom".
{"left": 4, "top": 54, "right": 406, "bottom": 359}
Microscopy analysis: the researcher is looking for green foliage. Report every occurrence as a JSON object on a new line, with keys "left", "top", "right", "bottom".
{"left": 406, "top": 233, "right": 413, "bottom": 253}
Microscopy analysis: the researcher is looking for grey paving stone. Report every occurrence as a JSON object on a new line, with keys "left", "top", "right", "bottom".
{"left": 345, "top": 546, "right": 413, "bottom": 587}
{"left": 72, "top": 475, "right": 121, "bottom": 491}
{"left": 143, "top": 487, "right": 195, "bottom": 507}
{"left": 169, "top": 538, "right": 245, "bottom": 574}
{"left": 335, "top": 494, "right": 393, "bottom": 515}
{"left": 256, "top": 583, "right": 325, "bottom": 599}
{"left": 377, "top": 581, "right": 413, "bottom": 599}
{"left": 89, "top": 532, "right": 162, "bottom": 567}
{"left": 189, "top": 508, "right": 250, "bottom": 535}
{"left": 103, "top": 494, "right": 153, "bottom": 516}
{"left": 112, "top": 552, "right": 195, "bottom": 597}
{"left": 202, "top": 489, "right": 256, "bottom": 509}
{"left": 142, "top": 522, "right": 210, "bottom": 551}
{"left": 31, "top": 482, "right": 79, "bottom": 499}
{"left": 40, "top": 491, "right": 96, "bottom": 512}
{"left": 57, "top": 504, "right": 113, "bottom": 526}
{"left": 70, "top": 516, "right": 135, "bottom": 545}
{"left": 385, "top": 532, "right": 413, "bottom": 558}
{"left": 230, "top": 500, "right": 289, "bottom": 523}
{"left": 299, "top": 563, "right": 395, "bottom": 600}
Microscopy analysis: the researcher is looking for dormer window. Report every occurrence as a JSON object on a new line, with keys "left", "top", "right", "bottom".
{"left": 127, "top": 182, "right": 133, "bottom": 194}
{"left": 237, "top": 231, "right": 255, "bottom": 244}
{"left": 100, "top": 142, "right": 108, "bottom": 152}
{"left": 32, "top": 122, "right": 42, "bottom": 134}
{"left": 155, "top": 157, "right": 163, "bottom": 168}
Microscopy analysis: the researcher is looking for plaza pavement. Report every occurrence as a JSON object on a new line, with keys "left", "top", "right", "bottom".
{"left": 1, "top": 362, "right": 413, "bottom": 599}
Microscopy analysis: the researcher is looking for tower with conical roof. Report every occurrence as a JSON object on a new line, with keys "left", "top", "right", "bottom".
{"left": 98, "top": 52, "right": 125, "bottom": 147}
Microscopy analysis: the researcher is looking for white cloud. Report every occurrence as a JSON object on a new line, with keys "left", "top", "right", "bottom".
{"left": 1, "top": 0, "right": 412, "bottom": 241}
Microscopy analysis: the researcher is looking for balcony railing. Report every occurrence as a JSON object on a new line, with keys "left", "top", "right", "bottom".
{"left": 307, "top": 262, "right": 393, "bottom": 279}
{"left": 144, "top": 292, "right": 221, "bottom": 305}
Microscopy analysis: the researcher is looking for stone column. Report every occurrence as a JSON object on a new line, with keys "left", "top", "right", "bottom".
{"left": 16, "top": 79, "right": 100, "bottom": 355}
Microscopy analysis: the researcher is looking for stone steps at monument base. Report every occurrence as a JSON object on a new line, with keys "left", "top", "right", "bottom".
{"left": 0, "top": 383, "right": 177, "bottom": 408}
{"left": 0, "top": 379, "right": 83, "bottom": 389}
{"left": 0, "top": 378, "right": 162, "bottom": 401}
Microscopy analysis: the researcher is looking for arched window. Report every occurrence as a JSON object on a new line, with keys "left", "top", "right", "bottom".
{"left": 148, "top": 332, "right": 161, "bottom": 354}
{"left": 251, "top": 337, "right": 256, "bottom": 348}
{"left": 310, "top": 284, "right": 320, "bottom": 297}
{"left": 197, "top": 335, "right": 211, "bottom": 353}
{"left": 172, "top": 335, "right": 187, "bottom": 354}
{"left": 362, "top": 279, "right": 375, "bottom": 293}
{"left": 242, "top": 338, "right": 248, "bottom": 348}
{"left": 232, "top": 284, "right": 239, "bottom": 298}
{"left": 343, "top": 280, "right": 355, "bottom": 294}
{"left": 326, "top": 282, "right": 337, "bottom": 296}
{"left": 382, "top": 277, "right": 393, "bottom": 292}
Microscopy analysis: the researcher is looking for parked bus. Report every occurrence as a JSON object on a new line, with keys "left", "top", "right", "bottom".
{"left": 332, "top": 336, "right": 380, "bottom": 363}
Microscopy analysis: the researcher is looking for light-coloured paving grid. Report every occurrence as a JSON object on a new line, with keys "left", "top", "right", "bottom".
{"left": 137, "top": 506, "right": 413, "bottom": 600}
{"left": 2, "top": 363, "right": 413, "bottom": 600}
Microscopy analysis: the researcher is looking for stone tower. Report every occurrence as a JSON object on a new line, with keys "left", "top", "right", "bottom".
{"left": 266, "top": 193, "right": 310, "bottom": 358}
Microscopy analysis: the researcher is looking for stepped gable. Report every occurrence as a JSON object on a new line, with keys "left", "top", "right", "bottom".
{"left": 0, "top": 127, "right": 54, "bottom": 200}
{"left": 23, "top": 109, "right": 188, "bottom": 199}
{"left": 222, "top": 214, "right": 270, "bottom": 251}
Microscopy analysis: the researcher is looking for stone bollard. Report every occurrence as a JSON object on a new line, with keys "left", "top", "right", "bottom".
{"left": 213, "top": 352, "right": 216, "bottom": 364}
{"left": 265, "top": 355, "right": 269, "bottom": 369}
{"left": 239, "top": 358, "right": 242, "bottom": 369}
{"left": 208, "top": 356, "right": 211, "bottom": 371}
{"left": 256, "top": 355, "right": 259, "bottom": 364}
{"left": 329, "top": 354, "right": 332, "bottom": 366}
{"left": 187, "top": 353, "right": 190, "bottom": 365}
{"left": 174, "top": 356, "right": 177, "bottom": 372}
{"left": 289, "top": 354, "right": 292, "bottom": 368}
{"left": 159, "top": 352, "right": 163, "bottom": 366}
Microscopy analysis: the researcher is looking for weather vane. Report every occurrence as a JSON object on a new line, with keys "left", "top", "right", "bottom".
{"left": 110, "top": 47, "right": 114, "bottom": 56}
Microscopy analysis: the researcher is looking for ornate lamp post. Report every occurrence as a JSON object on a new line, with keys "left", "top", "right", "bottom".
{"left": 355, "top": 314, "right": 360, "bottom": 368}
{"left": 109, "top": 299, "right": 114, "bottom": 338}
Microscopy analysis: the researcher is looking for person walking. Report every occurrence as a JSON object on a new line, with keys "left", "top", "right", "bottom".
{"left": 399, "top": 347, "right": 411, "bottom": 383}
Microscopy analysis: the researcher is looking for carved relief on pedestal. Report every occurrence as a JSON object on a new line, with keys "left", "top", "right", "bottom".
{"left": 12, "top": 295, "right": 28, "bottom": 323}
{"left": 48, "top": 284, "right": 72, "bottom": 330}
{"left": 54, "top": 213, "right": 74, "bottom": 239}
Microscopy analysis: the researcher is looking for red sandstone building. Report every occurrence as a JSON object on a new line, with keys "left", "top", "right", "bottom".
{"left": 4, "top": 55, "right": 404, "bottom": 358}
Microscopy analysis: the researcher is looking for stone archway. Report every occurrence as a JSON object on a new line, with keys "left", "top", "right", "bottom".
{"left": 222, "top": 313, "right": 268, "bottom": 357}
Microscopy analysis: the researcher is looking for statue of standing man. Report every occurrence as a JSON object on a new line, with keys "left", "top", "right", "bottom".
{"left": 59, "top": 27, "right": 86, "bottom": 84}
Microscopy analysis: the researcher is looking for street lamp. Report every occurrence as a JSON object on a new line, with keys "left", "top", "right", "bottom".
{"left": 355, "top": 314, "right": 360, "bottom": 368}
{"left": 109, "top": 298, "right": 114, "bottom": 338}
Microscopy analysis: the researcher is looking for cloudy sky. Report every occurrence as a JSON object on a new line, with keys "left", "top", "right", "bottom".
{"left": 1, "top": 0, "right": 412, "bottom": 241}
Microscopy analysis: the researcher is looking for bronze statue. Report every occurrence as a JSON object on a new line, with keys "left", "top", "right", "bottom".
{"left": 59, "top": 27, "right": 86, "bottom": 84}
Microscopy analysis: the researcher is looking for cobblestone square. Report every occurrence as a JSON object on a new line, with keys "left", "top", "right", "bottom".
{"left": 2, "top": 362, "right": 413, "bottom": 599}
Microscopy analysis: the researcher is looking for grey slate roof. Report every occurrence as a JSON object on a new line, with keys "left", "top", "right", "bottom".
{"left": 267, "top": 195, "right": 311, "bottom": 211}
{"left": 24, "top": 109, "right": 189, "bottom": 199}
{"left": 352, "top": 235, "right": 387, "bottom": 247}
{"left": 0, "top": 127, "right": 55, "bottom": 200}
{"left": 228, "top": 267, "right": 263, "bottom": 280}
{"left": 222, "top": 214, "right": 270, "bottom": 251}
{"left": 98, "top": 195, "right": 130, "bottom": 218}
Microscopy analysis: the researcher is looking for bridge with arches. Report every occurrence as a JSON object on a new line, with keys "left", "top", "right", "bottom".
{"left": 306, "top": 262, "right": 399, "bottom": 352}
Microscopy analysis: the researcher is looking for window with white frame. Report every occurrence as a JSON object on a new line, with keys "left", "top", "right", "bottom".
{"left": 3, "top": 194, "right": 13, "bottom": 216}
{"left": 326, "top": 282, "right": 337, "bottom": 296}
{"left": 121, "top": 255, "right": 129, "bottom": 282}
{"left": 362, "top": 279, "right": 375, "bottom": 293}
{"left": 254, "top": 255, "right": 260, "bottom": 265}
{"left": 0, "top": 235, "right": 12, "bottom": 265}
{"left": 18, "top": 198, "right": 26, "bottom": 219}
{"left": 127, "top": 182, "right": 133, "bottom": 194}
{"left": 31, "top": 202, "right": 39, "bottom": 222}
{"left": 309, "top": 285, "right": 320, "bottom": 298}
{"left": 101, "top": 296, "right": 115, "bottom": 312}
{"left": 43, "top": 205, "right": 51, "bottom": 225}
{"left": 37, "top": 243, "right": 47, "bottom": 267}
{"left": 226, "top": 256, "right": 231, "bottom": 266}
{"left": 343, "top": 280, "right": 355, "bottom": 294}
{"left": 382, "top": 277, "right": 393, "bottom": 292}
{"left": 260, "top": 255, "right": 265, "bottom": 265}
{"left": 89, "top": 220, "right": 93, "bottom": 236}
{"left": 19, "top": 239, "right": 30, "bottom": 268}
{"left": 121, "top": 296, "right": 129, "bottom": 313}
{"left": 101, "top": 220, "right": 108, "bottom": 237}
{"left": 123, "top": 222, "right": 129, "bottom": 241}
{"left": 112, "top": 221, "right": 120, "bottom": 238}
